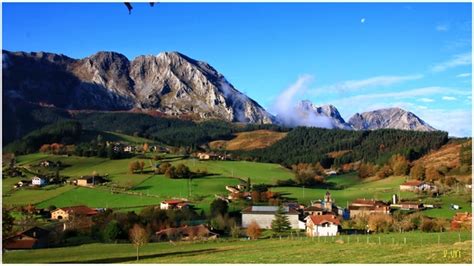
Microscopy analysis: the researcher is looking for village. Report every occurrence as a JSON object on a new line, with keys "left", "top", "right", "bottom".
{"left": 3, "top": 149, "right": 472, "bottom": 251}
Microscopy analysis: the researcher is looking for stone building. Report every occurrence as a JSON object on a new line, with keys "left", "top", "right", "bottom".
{"left": 241, "top": 206, "right": 300, "bottom": 229}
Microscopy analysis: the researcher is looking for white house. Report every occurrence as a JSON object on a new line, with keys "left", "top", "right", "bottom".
{"left": 31, "top": 176, "right": 47, "bottom": 187}
{"left": 241, "top": 206, "right": 300, "bottom": 229}
{"left": 305, "top": 214, "right": 340, "bottom": 237}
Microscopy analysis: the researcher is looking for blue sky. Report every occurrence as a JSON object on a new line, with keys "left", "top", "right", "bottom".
{"left": 3, "top": 2, "right": 472, "bottom": 136}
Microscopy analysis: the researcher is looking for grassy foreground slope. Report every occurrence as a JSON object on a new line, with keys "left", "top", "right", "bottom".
{"left": 3, "top": 232, "right": 471, "bottom": 263}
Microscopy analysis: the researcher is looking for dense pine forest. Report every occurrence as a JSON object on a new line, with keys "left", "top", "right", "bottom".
{"left": 233, "top": 127, "right": 449, "bottom": 166}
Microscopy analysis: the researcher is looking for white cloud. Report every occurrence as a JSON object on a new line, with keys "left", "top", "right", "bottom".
{"left": 273, "top": 75, "right": 313, "bottom": 114}
{"left": 435, "top": 24, "right": 449, "bottom": 32}
{"left": 419, "top": 98, "right": 435, "bottom": 103}
{"left": 456, "top": 73, "right": 471, "bottom": 78}
{"left": 431, "top": 52, "right": 472, "bottom": 72}
{"left": 272, "top": 75, "right": 334, "bottom": 129}
{"left": 361, "top": 18, "right": 366, "bottom": 24}
{"left": 415, "top": 108, "right": 472, "bottom": 137}
{"left": 442, "top": 96, "right": 457, "bottom": 101}
{"left": 313, "top": 74, "right": 423, "bottom": 94}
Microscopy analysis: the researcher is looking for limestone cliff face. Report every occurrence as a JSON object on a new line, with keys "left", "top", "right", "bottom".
{"left": 3, "top": 50, "right": 274, "bottom": 124}
{"left": 348, "top": 107, "right": 436, "bottom": 131}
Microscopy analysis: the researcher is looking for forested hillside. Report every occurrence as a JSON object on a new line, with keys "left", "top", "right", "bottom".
{"left": 233, "top": 127, "right": 449, "bottom": 166}
{"left": 3, "top": 109, "right": 286, "bottom": 152}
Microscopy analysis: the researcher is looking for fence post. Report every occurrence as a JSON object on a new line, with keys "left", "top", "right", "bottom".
{"left": 438, "top": 234, "right": 440, "bottom": 245}
{"left": 404, "top": 237, "right": 406, "bottom": 245}
{"left": 378, "top": 236, "right": 381, "bottom": 245}
{"left": 458, "top": 233, "right": 461, "bottom": 242}
{"left": 357, "top": 236, "right": 359, "bottom": 243}
{"left": 392, "top": 238, "right": 394, "bottom": 245}
{"left": 367, "top": 236, "right": 369, "bottom": 244}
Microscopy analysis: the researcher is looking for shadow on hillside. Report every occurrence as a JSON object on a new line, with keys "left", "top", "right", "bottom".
{"left": 51, "top": 248, "right": 222, "bottom": 263}
{"left": 131, "top": 185, "right": 152, "bottom": 191}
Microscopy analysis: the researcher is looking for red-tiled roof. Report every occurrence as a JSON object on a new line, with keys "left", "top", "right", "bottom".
{"left": 308, "top": 214, "right": 340, "bottom": 225}
{"left": 401, "top": 180, "right": 423, "bottom": 186}
{"left": 304, "top": 206, "right": 325, "bottom": 212}
{"left": 453, "top": 212, "right": 472, "bottom": 222}
{"left": 162, "top": 199, "right": 186, "bottom": 205}
{"left": 348, "top": 205, "right": 375, "bottom": 211}
{"left": 54, "top": 205, "right": 98, "bottom": 216}
{"left": 351, "top": 199, "right": 389, "bottom": 207}
{"left": 3, "top": 239, "right": 37, "bottom": 249}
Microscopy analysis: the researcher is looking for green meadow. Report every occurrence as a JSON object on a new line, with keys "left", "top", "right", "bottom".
{"left": 4, "top": 153, "right": 471, "bottom": 218}
{"left": 2, "top": 231, "right": 471, "bottom": 264}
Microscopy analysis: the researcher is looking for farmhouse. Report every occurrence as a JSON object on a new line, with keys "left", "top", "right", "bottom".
{"left": 241, "top": 206, "right": 300, "bottom": 229}
{"left": 39, "top": 160, "right": 53, "bottom": 167}
{"left": 124, "top": 145, "right": 135, "bottom": 153}
{"left": 160, "top": 199, "right": 190, "bottom": 210}
{"left": 451, "top": 212, "right": 472, "bottom": 230}
{"left": 348, "top": 199, "right": 390, "bottom": 218}
{"left": 31, "top": 176, "right": 47, "bottom": 187}
{"left": 225, "top": 185, "right": 240, "bottom": 194}
{"left": 51, "top": 205, "right": 98, "bottom": 220}
{"left": 324, "top": 169, "right": 338, "bottom": 176}
{"left": 17, "top": 179, "right": 32, "bottom": 187}
{"left": 305, "top": 214, "right": 340, "bottom": 237}
{"left": 391, "top": 201, "right": 424, "bottom": 211}
{"left": 3, "top": 227, "right": 50, "bottom": 250}
{"left": 400, "top": 180, "right": 435, "bottom": 192}
{"left": 75, "top": 175, "right": 107, "bottom": 187}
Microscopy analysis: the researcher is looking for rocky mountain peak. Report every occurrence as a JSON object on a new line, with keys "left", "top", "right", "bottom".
{"left": 4, "top": 49, "right": 274, "bottom": 124}
{"left": 290, "top": 100, "right": 352, "bottom": 130}
{"left": 348, "top": 107, "right": 436, "bottom": 131}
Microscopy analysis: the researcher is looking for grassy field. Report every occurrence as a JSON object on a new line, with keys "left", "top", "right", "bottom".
{"left": 2, "top": 185, "right": 75, "bottom": 207}
{"left": 4, "top": 153, "right": 295, "bottom": 212}
{"left": 272, "top": 174, "right": 408, "bottom": 206}
{"left": 3, "top": 231, "right": 471, "bottom": 263}
{"left": 5, "top": 153, "right": 471, "bottom": 218}
{"left": 174, "top": 159, "right": 294, "bottom": 184}
{"left": 35, "top": 186, "right": 162, "bottom": 210}
{"left": 209, "top": 130, "right": 287, "bottom": 151}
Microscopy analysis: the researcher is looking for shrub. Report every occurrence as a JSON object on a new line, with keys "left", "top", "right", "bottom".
{"left": 367, "top": 214, "right": 394, "bottom": 233}
{"left": 246, "top": 221, "right": 261, "bottom": 240}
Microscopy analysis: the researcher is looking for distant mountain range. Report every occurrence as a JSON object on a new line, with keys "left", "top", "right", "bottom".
{"left": 289, "top": 100, "right": 436, "bottom": 132}
{"left": 2, "top": 49, "right": 437, "bottom": 133}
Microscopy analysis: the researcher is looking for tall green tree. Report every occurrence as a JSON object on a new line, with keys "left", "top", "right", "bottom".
{"left": 210, "top": 198, "right": 228, "bottom": 217}
{"left": 271, "top": 205, "right": 291, "bottom": 236}
{"left": 103, "top": 220, "right": 121, "bottom": 243}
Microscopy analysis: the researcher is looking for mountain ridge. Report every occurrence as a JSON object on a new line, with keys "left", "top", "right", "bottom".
{"left": 3, "top": 49, "right": 437, "bottom": 134}
{"left": 3, "top": 49, "right": 274, "bottom": 124}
